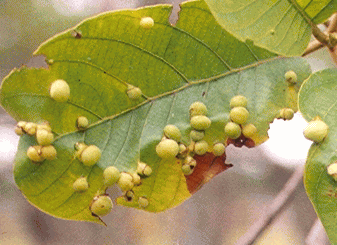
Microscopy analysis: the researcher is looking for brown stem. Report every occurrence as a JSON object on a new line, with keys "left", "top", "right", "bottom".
{"left": 311, "top": 23, "right": 331, "bottom": 48}
{"left": 328, "top": 48, "right": 337, "bottom": 66}
{"left": 235, "top": 165, "right": 304, "bottom": 245}
{"left": 303, "top": 13, "right": 337, "bottom": 57}
{"left": 327, "top": 14, "right": 337, "bottom": 33}
{"left": 302, "top": 40, "right": 324, "bottom": 57}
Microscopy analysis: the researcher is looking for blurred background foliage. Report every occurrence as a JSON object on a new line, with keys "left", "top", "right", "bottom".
{"left": 0, "top": 0, "right": 336, "bottom": 244}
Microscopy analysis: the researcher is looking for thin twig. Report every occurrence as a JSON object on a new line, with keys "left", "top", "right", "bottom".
{"left": 311, "top": 23, "right": 331, "bottom": 48}
{"left": 302, "top": 40, "right": 324, "bottom": 56}
{"left": 235, "top": 165, "right": 304, "bottom": 245}
{"left": 327, "top": 14, "right": 337, "bottom": 33}
{"left": 303, "top": 13, "right": 337, "bottom": 57}
{"left": 305, "top": 218, "right": 329, "bottom": 245}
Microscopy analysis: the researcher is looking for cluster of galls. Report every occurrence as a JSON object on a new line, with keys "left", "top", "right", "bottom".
{"left": 73, "top": 144, "right": 152, "bottom": 216}
{"left": 16, "top": 121, "right": 57, "bottom": 163}
{"left": 224, "top": 95, "right": 256, "bottom": 148}
{"left": 155, "top": 101, "right": 228, "bottom": 176}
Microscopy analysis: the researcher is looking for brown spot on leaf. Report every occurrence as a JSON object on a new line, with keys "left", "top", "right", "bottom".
{"left": 226, "top": 134, "right": 255, "bottom": 148}
{"left": 71, "top": 30, "right": 82, "bottom": 39}
{"left": 185, "top": 152, "right": 232, "bottom": 194}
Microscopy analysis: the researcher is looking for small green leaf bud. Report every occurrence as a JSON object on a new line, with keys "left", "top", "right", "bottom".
{"left": 304, "top": 119, "right": 329, "bottom": 143}
{"left": 24, "top": 122, "right": 37, "bottom": 136}
{"left": 242, "top": 124, "right": 257, "bottom": 138}
{"left": 213, "top": 143, "right": 225, "bottom": 156}
{"left": 189, "top": 101, "right": 207, "bottom": 117}
{"left": 27, "top": 146, "right": 44, "bottom": 162}
{"left": 285, "top": 70, "right": 297, "bottom": 84}
{"left": 190, "top": 115, "right": 211, "bottom": 130}
{"left": 140, "top": 17, "right": 154, "bottom": 29}
{"left": 40, "top": 145, "right": 57, "bottom": 160}
{"left": 79, "top": 145, "right": 101, "bottom": 166}
{"left": 90, "top": 195, "right": 113, "bottom": 217}
{"left": 36, "top": 129, "right": 54, "bottom": 146}
{"left": 230, "top": 95, "right": 248, "bottom": 108}
{"left": 131, "top": 173, "right": 141, "bottom": 185}
{"left": 15, "top": 121, "right": 26, "bottom": 136}
{"left": 327, "top": 162, "right": 337, "bottom": 181}
{"left": 190, "top": 130, "right": 204, "bottom": 141}
{"left": 103, "top": 166, "right": 120, "bottom": 186}
{"left": 163, "top": 124, "right": 181, "bottom": 142}
{"left": 127, "top": 85, "right": 142, "bottom": 100}
{"left": 230, "top": 107, "right": 249, "bottom": 125}
{"left": 224, "top": 122, "right": 241, "bottom": 139}
{"left": 156, "top": 139, "right": 179, "bottom": 158}
{"left": 76, "top": 116, "right": 89, "bottom": 130}
{"left": 194, "top": 140, "right": 208, "bottom": 155}
{"left": 73, "top": 177, "right": 89, "bottom": 192}
{"left": 182, "top": 164, "right": 193, "bottom": 175}
{"left": 138, "top": 196, "right": 149, "bottom": 208}
{"left": 49, "top": 79, "right": 70, "bottom": 102}
{"left": 137, "top": 162, "right": 152, "bottom": 176}
{"left": 280, "top": 108, "right": 294, "bottom": 120}
{"left": 117, "top": 172, "right": 134, "bottom": 191}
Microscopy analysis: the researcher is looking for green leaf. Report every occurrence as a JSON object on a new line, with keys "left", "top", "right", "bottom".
{"left": 204, "top": 0, "right": 337, "bottom": 56}
{"left": 1, "top": 0, "right": 312, "bottom": 223}
{"left": 299, "top": 68, "right": 337, "bottom": 244}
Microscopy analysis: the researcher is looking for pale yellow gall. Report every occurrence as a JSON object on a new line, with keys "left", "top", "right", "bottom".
{"left": 127, "top": 85, "right": 142, "bottom": 100}
{"left": 137, "top": 162, "right": 152, "bottom": 176}
{"left": 230, "top": 95, "right": 248, "bottom": 108}
{"left": 117, "top": 172, "right": 134, "bottom": 191}
{"left": 190, "top": 115, "right": 211, "bottom": 130}
{"left": 285, "top": 70, "right": 297, "bottom": 84}
{"left": 194, "top": 140, "right": 208, "bottom": 155}
{"left": 156, "top": 139, "right": 179, "bottom": 159}
{"left": 27, "top": 146, "right": 44, "bottom": 162}
{"left": 77, "top": 116, "right": 89, "bottom": 130}
{"left": 49, "top": 79, "right": 70, "bottom": 102}
{"left": 140, "top": 17, "right": 154, "bottom": 29}
{"left": 230, "top": 107, "right": 249, "bottom": 125}
{"left": 41, "top": 145, "right": 57, "bottom": 160}
{"left": 90, "top": 195, "right": 113, "bottom": 217}
{"left": 224, "top": 122, "right": 241, "bottom": 139}
{"left": 24, "top": 122, "right": 37, "bottom": 136}
{"left": 36, "top": 129, "right": 54, "bottom": 146}
{"left": 73, "top": 177, "right": 89, "bottom": 192}
{"left": 327, "top": 162, "right": 337, "bottom": 181}
{"left": 190, "top": 130, "right": 205, "bottom": 141}
{"left": 79, "top": 145, "right": 101, "bottom": 166}
{"left": 103, "top": 166, "right": 120, "bottom": 186}
{"left": 138, "top": 196, "right": 149, "bottom": 208}
{"left": 213, "top": 143, "right": 225, "bottom": 156}
{"left": 304, "top": 119, "right": 329, "bottom": 143}
{"left": 163, "top": 124, "right": 181, "bottom": 142}
{"left": 189, "top": 101, "right": 207, "bottom": 117}
{"left": 242, "top": 124, "right": 257, "bottom": 138}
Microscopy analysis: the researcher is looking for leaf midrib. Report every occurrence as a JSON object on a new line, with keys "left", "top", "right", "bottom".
{"left": 50, "top": 55, "right": 283, "bottom": 141}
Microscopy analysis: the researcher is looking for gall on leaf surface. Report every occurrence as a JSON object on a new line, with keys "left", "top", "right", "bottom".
{"left": 1, "top": 0, "right": 311, "bottom": 223}
{"left": 299, "top": 68, "right": 337, "bottom": 244}
{"left": 204, "top": 0, "right": 337, "bottom": 56}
